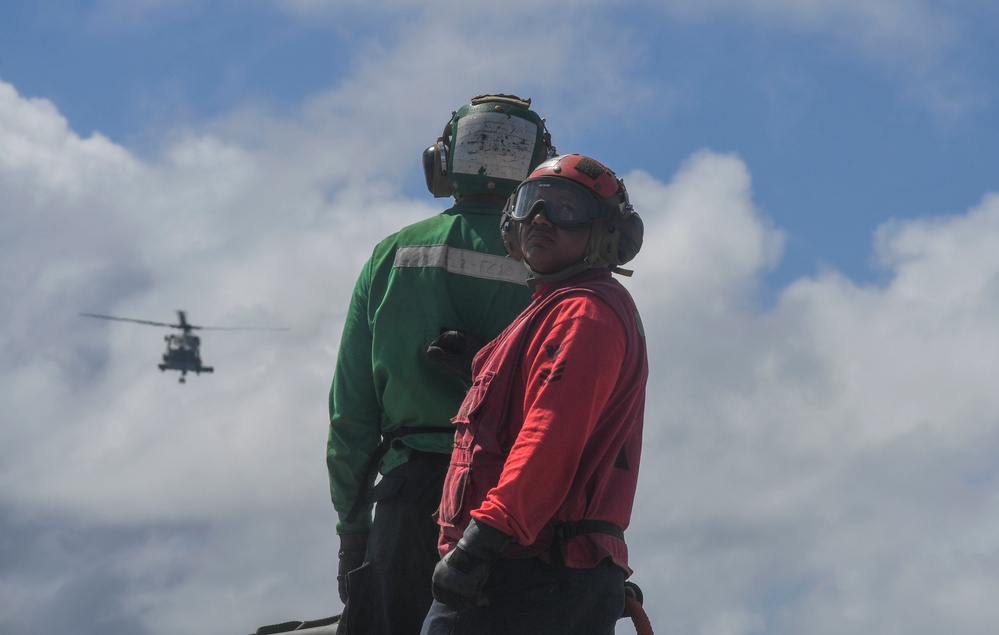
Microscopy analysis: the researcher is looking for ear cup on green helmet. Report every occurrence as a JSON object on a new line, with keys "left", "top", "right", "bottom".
{"left": 423, "top": 140, "right": 450, "bottom": 198}
{"left": 423, "top": 121, "right": 454, "bottom": 198}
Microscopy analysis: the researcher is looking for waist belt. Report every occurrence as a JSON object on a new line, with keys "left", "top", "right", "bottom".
{"left": 550, "top": 520, "right": 625, "bottom": 586}
{"left": 554, "top": 520, "right": 625, "bottom": 543}
{"left": 344, "top": 425, "right": 455, "bottom": 523}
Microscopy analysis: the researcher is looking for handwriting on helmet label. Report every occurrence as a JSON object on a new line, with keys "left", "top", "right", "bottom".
{"left": 394, "top": 245, "right": 529, "bottom": 285}
{"left": 451, "top": 112, "right": 537, "bottom": 182}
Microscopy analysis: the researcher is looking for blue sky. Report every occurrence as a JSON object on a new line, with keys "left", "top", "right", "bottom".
{"left": 3, "top": 2, "right": 999, "bottom": 635}
{"left": 4, "top": 0, "right": 998, "bottom": 289}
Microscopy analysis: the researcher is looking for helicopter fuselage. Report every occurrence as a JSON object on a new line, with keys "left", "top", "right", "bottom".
{"left": 158, "top": 333, "right": 213, "bottom": 383}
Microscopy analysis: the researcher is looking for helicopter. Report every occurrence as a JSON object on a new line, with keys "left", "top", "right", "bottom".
{"left": 80, "top": 310, "right": 288, "bottom": 383}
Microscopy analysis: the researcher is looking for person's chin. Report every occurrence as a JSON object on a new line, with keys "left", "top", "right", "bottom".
{"left": 524, "top": 255, "right": 558, "bottom": 273}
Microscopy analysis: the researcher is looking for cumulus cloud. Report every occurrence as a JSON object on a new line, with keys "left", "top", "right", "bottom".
{"left": 3, "top": 12, "right": 999, "bottom": 629}
{"left": 623, "top": 156, "right": 999, "bottom": 634}
{"left": 0, "top": 79, "right": 420, "bottom": 631}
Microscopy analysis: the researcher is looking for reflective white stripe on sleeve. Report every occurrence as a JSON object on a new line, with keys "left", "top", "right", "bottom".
{"left": 394, "top": 245, "right": 528, "bottom": 285}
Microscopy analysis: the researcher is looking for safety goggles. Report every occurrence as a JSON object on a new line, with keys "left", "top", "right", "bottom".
{"left": 506, "top": 177, "right": 612, "bottom": 227}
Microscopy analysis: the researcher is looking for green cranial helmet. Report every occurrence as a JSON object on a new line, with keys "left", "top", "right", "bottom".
{"left": 423, "top": 94, "right": 554, "bottom": 199}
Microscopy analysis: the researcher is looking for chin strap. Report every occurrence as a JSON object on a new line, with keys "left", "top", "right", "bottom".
{"left": 524, "top": 258, "right": 595, "bottom": 287}
{"left": 525, "top": 259, "right": 634, "bottom": 285}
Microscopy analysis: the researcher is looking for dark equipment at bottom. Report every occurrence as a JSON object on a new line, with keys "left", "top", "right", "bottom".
{"left": 250, "top": 581, "right": 653, "bottom": 635}
{"left": 252, "top": 616, "right": 338, "bottom": 635}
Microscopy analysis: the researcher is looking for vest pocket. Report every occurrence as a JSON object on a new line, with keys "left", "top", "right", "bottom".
{"left": 437, "top": 462, "right": 471, "bottom": 529}
{"left": 453, "top": 371, "right": 495, "bottom": 425}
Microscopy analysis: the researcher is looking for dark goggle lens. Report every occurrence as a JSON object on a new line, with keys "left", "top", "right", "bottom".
{"left": 509, "top": 178, "right": 603, "bottom": 226}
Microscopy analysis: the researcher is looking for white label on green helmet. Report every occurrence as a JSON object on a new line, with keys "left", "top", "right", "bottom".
{"left": 451, "top": 112, "right": 538, "bottom": 181}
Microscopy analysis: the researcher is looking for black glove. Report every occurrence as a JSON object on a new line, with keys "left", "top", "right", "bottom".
{"left": 432, "top": 518, "right": 511, "bottom": 611}
{"left": 337, "top": 531, "right": 369, "bottom": 605}
{"left": 624, "top": 580, "right": 644, "bottom": 605}
{"left": 426, "top": 329, "right": 484, "bottom": 384}
{"left": 622, "top": 580, "right": 645, "bottom": 617}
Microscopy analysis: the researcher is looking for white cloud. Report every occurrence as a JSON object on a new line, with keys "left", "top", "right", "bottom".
{"left": 627, "top": 151, "right": 785, "bottom": 315}
{"left": 3, "top": 11, "right": 999, "bottom": 627}
{"left": 0, "top": 75, "right": 407, "bottom": 632}
{"left": 624, "top": 153, "right": 999, "bottom": 633}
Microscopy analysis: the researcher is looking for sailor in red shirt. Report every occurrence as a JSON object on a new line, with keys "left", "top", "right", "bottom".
{"left": 423, "top": 154, "right": 648, "bottom": 635}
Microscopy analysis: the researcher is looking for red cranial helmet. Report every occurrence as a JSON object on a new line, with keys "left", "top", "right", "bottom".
{"left": 501, "top": 154, "right": 643, "bottom": 282}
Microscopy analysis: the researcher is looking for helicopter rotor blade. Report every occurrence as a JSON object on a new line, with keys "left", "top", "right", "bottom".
{"left": 195, "top": 326, "right": 291, "bottom": 331}
{"left": 81, "top": 312, "right": 288, "bottom": 332}
{"left": 80, "top": 313, "right": 177, "bottom": 329}
{"left": 178, "top": 310, "right": 289, "bottom": 331}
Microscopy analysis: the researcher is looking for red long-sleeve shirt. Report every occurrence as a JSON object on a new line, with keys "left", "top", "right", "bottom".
{"left": 438, "top": 270, "right": 647, "bottom": 573}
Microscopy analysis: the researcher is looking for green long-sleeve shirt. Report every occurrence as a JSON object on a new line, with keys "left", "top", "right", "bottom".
{"left": 327, "top": 199, "right": 533, "bottom": 533}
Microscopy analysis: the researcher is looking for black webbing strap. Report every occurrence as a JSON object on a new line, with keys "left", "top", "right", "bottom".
{"left": 554, "top": 519, "right": 625, "bottom": 543}
{"left": 550, "top": 520, "right": 626, "bottom": 588}
{"left": 343, "top": 426, "right": 455, "bottom": 523}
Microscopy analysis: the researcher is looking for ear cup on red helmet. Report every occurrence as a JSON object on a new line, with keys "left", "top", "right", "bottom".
{"left": 590, "top": 210, "right": 644, "bottom": 268}
{"left": 615, "top": 210, "right": 644, "bottom": 265}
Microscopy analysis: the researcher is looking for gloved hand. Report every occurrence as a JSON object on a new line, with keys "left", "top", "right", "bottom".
{"left": 432, "top": 518, "right": 511, "bottom": 611}
{"left": 622, "top": 580, "right": 645, "bottom": 618}
{"left": 426, "top": 329, "right": 484, "bottom": 384}
{"left": 337, "top": 531, "right": 369, "bottom": 605}
{"left": 624, "top": 580, "right": 644, "bottom": 605}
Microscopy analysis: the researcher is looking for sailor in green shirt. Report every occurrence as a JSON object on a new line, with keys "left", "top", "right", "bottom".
{"left": 327, "top": 94, "right": 554, "bottom": 635}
